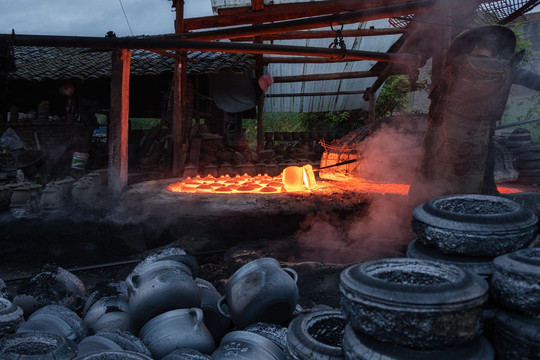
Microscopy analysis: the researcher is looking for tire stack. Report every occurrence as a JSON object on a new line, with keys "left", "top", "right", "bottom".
{"left": 487, "top": 248, "right": 540, "bottom": 360}
{"left": 339, "top": 258, "right": 493, "bottom": 359}
{"left": 504, "top": 128, "right": 540, "bottom": 185}
{"left": 408, "top": 194, "right": 538, "bottom": 280}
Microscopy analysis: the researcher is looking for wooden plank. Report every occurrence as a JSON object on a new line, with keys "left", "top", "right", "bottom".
{"left": 274, "top": 71, "right": 377, "bottom": 83}
{"left": 108, "top": 48, "right": 131, "bottom": 196}
{"left": 185, "top": 0, "right": 409, "bottom": 31}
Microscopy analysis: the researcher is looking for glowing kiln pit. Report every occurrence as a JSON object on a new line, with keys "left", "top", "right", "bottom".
{"left": 167, "top": 165, "right": 319, "bottom": 194}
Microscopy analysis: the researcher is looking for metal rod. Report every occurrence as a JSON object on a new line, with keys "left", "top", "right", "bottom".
{"left": 495, "top": 117, "right": 540, "bottom": 130}
{"left": 8, "top": 34, "right": 420, "bottom": 64}
{"left": 274, "top": 71, "right": 377, "bottom": 83}
{"left": 266, "top": 90, "right": 366, "bottom": 97}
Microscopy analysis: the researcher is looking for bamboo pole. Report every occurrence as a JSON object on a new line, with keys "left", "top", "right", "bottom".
{"left": 265, "top": 90, "right": 367, "bottom": 97}
{"left": 274, "top": 71, "right": 377, "bottom": 83}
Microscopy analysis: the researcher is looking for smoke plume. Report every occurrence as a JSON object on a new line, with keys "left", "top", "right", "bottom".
{"left": 295, "top": 118, "right": 426, "bottom": 264}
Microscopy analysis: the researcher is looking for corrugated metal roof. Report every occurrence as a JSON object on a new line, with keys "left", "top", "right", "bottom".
{"left": 263, "top": 18, "right": 400, "bottom": 112}
{"left": 8, "top": 46, "right": 255, "bottom": 81}
{"left": 208, "top": 0, "right": 400, "bottom": 112}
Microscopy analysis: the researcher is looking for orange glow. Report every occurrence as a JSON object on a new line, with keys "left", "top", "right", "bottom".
{"left": 167, "top": 173, "right": 524, "bottom": 196}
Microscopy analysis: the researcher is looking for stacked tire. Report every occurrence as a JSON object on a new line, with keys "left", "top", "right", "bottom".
{"left": 504, "top": 128, "right": 540, "bottom": 185}
{"left": 487, "top": 248, "right": 540, "bottom": 360}
{"left": 408, "top": 194, "right": 538, "bottom": 280}
{"left": 339, "top": 258, "right": 493, "bottom": 359}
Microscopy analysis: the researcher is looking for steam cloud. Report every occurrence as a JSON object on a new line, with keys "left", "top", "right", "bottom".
{"left": 295, "top": 119, "right": 426, "bottom": 264}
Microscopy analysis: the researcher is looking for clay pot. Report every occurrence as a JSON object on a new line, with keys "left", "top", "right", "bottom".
{"left": 126, "top": 260, "right": 201, "bottom": 328}
{"left": 77, "top": 328, "right": 151, "bottom": 357}
{"left": 217, "top": 257, "right": 298, "bottom": 329}
{"left": 139, "top": 308, "right": 215, "bottom": 359}
{"left": 212, "top": 331, "right": 288, "bottom": 360}
{"left": 83, "top": 282, "right": 134, "bottom": 334}
{"left": 40, "top": 184, "right": 64, "bottom": 212}
{"left": 196, "top": 278, "right": 231, "bottom": 344}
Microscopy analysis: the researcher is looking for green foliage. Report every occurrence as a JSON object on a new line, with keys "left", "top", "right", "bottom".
{"left": 511, "top": 24, "right": 535, "bottom": 64}
{"left": 243, "top": 110, "right": 367, "bottom": 144}
{"left": 375, "top": 75, "right": 411, "bottom": 118}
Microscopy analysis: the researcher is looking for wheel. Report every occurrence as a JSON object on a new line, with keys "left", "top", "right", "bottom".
{"left": 0, "top": 298, "right": 24, "bottom": 338}
{"left": 490, "top": 308, "right": 540, "bottom": 360}
{"left": 490, "top": 248, "right": 540, "bottom": 316}
{"left": 406, "top": 239, "right": 495, "bottom": 279}
{"left": 343, "top": 324, "right": 494, "bottom": 360}
{"left": 412, "top": 194, "right": 538, "bottom": 256}
{"left": 0, "top": 331, "right": 77, "bottom": 360}
{"left": 286, "top": 310, "right": 345, "bottom": 360}
{"left": 340, "top": 258, "right": 488, "bottom": 349}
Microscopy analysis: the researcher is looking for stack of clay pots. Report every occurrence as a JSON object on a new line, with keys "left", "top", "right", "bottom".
{"left": 487, "top": 248, "right": 540, "bottom": 359}
{"left": 340, "top": 258, "right": 493, "bottom": 359}
{"left": 407, "top": 194, "right": 538, "bottom": 280}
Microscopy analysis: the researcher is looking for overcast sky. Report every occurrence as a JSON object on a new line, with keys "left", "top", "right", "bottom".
{"left": 0, "top": 0, "right": 214, "bottom": 37}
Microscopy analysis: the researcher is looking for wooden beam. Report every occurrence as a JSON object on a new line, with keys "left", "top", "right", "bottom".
{"left": 232, "top": 28, "right": 406, "bottom": 41}
{"left": 180, "top": 1, "right": 442, "bottom": 41}
{"left": 265, "top": 90, "right": 367, "bottom": 97}
{"left": 252, "top": 0, "right": 264, "bottom": 11}
{"left": 108, "top": 49, "right": 131, "bottom": 196}
{"left": 10, "top": 34, "right": 421, "bottom": 65}
{"left": 274, "top": 71, "right": 377, "bottom": 83}
{"left": 172, "top": 0, "right": 186, "bottom": 177}
{"left": 184, "top": 0, "right": 411, "bottom": 31}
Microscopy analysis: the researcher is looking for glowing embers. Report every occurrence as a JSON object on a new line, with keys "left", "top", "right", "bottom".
{"left": 168, "top": 165, "right": 319, "bottom": 194}
{"left": 167, "top": 174, "right": 286, "bottom": 194}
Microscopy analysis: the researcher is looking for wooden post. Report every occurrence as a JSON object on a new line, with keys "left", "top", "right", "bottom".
{"left": 108, "top": 48, "right": 131, "bottom": 196}
{"left": 172, "top": 0, "right": 187, "bottom": 177}
{"left": 368, "top": 91, "right": 376, "bottom": 123}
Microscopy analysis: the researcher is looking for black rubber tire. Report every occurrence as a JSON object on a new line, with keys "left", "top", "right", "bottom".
{"left": 0, "top": 298, "right": 24, "bottom": 338}
{"left": 17, "top": 304, "right": 87, "bottom": 343}
{"left": 340, "top": 258, "right": 488, "bottom": 349}
{"left": 74, "top": 350, "right": 154, "bottom": 359}
{"left": 406, "top": 239, "right": 495, "bottom": 279}
{"left": 287, "top": 310, "right": 345, "bottom": 360}
{"left": 490, "top": 248, "right": 540, "bottom": 316}
{"left": 516, "top": 160, "right": 540, "bottom": 170}
{"left": 412, "top": 194, "right": 538, "bottom": 257}
{"left": 13, "top": 265, "right": 86, "bottom": 315}
{"left": 343, "top": 324, "right": 494, "bottom": 360}
{"left": 162, "top": 348, "right": 212, "bottom": 360}
{"left": 511, "top": 144, "right": 540, "bottom": 155}
{"left": 0, "top": 278, "right": 7, "bottom": 299}
{"left": 78, "top": 329, "right": 151, "bottom": 357}
{"left": 490, "top": 308, "right": 540, "bottom": 360}
{"left": 0, "top": 331, "right": 77, "bottom": 360}
{"left": 519, "top": 169, "right": 540, "bottom": 178}
{"left": 245, "top": 322, "right": 288, "bottom": 354}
